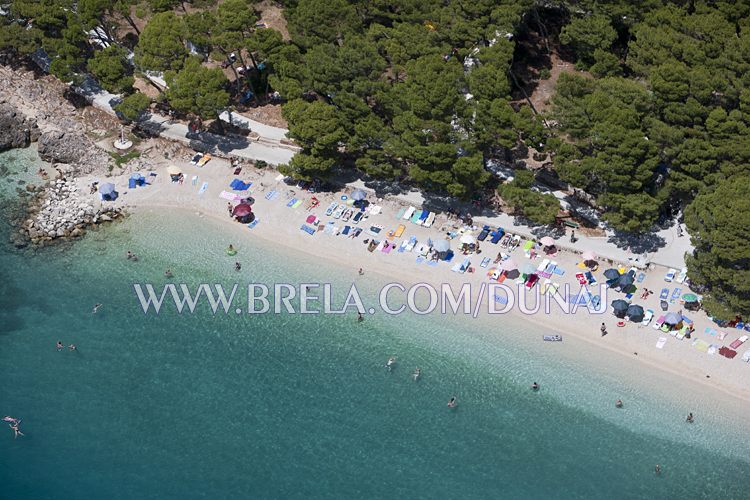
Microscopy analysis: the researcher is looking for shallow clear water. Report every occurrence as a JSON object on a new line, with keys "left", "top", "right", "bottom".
{"left": 1, "top": 150, "right": 748, "bottom": 499}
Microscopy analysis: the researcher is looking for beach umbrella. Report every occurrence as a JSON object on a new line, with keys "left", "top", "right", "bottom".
{"left": 166, "top": 165, "right": 181, "bottom": 175}
{"left": 460, "top": 233, "right": 476, "bottom": 245}
{"left": 585, "top": 259, "right": 598, "bottom": 269}
{"left": 98, "top": 183, "right": 115, "bottom": 195}
{"left": 611, "top": 299, "right": 629, "bottom": 312}
{"left": 604, "top": 268, "right": 620, "bottom": 280}
{"left": 232, "top": 203, "right": 252, "bottom": 216}
{"left": 351, "top": 189, "right": 366, "bottom": 201}
{"left": 682, "top": 293, "right": 698, "bottom": 302}
{"left": 626, "top": 305, "right": 644, "bottom": 321}
{"left": 540, "top": 236, "right": 555, "bottom": 247}
{"left": 523, "top": 240, "right": 534, "bottom": 251}
{"left": 664, "top": 312, "right": 682, "bottom": 325}
{"left": 544, "top": 245, "right": 557, "bottom": 255}
{"left": 617, "top": 273, "right": 634, "bottom": 287}
{"left": 521, "top": 262, "right": 536, "bottom": 275}
{"left": 433, "top": 239, "right": 450, "bottom": 252}
{"left": 506, "top": 269, "right": 520, "bottom": 280}
{"left": 500, "top": 259, "right": 518, "bottom": 271}
{"left": 582, "top": 251, "right": 597, "bottom": 261}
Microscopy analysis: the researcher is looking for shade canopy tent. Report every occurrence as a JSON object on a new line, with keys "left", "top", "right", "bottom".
{"left": 129, "top": 173, "right": 146, "bottom": 188}
{"left": 232, "top": 203, "right": 252, "bottom": 217}
{"left": 664, "top": 312, "right": 682, "bottom": 325}
{"left": 350, "top": 189, "right": 366, "bottom": 201}
{"left": 433, "top": 239, "right": 450, "bottom": 252}
{"left": 626, "top": 304, "right": 645, "bottom": 322}
{"left": 604, "top": 269, "right": 621, "bottom": 280}
{"left": 540, "top": 236, "right": 555, "bottom": 247}
{"left": 612, "top": 299, "right": 629, "bottom": 318}
{"left": 98, "top": 182, "right": 118, "bottom": 201}
{"left": 500, "top": 259, "right": 518, "bottom": 271}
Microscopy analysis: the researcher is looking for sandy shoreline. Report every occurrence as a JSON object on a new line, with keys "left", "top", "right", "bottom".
{"left": 57, "top": 153, "right": 750, "bottom": 417}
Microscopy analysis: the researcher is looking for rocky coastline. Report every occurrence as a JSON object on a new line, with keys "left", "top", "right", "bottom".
{"left": 1, "top": 65, "right": 122, "bottom": 247}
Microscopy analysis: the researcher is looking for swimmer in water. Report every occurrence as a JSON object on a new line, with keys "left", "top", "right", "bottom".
{"left": 2, "top": 416, "right": 20, "bottom": 425}
{"left": 447, "top": 396, "right": 457, "bottom": 408}
{"left": 164, "top": 269, "right": 173, "bottom": 278}
{"left": 235, "top": 262, "right": 241, "bottom": 271}
{"left": 413, "top": 368, "right": 421, "bottom": 381}
{"left": 686, "top": 412, "right": 694, "bottom": 423}
{"left": 386, "top": 357, "right": 396, "bottom": 371}
{"left": 10, "top": 422, "right": 24, "bottom": 438}
{"left": 126, "top": 250, "right": 133, "bottom": 260}
{"left": 56, "top": 341, "right": 64, "bottom": 351}
{"left": 616, "top": 399, "right": 623, "bottom": 408}
{"left": 357, "top": 312, "right": 364, "bottom": 322}
{"left": 655, "top": 464, "right": 661, "bottom": 475}
{"left": 92, "top": 303, "right": 102, "bottom": 314}
{"left": 531, "top": 382, "right": 539, "bottom": 391}
{"left": 68, "top": 344, "right": 77, "bottom": 351}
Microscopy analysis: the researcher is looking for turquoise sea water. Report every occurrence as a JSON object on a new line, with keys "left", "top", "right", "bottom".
{"left": 1, "top": 150, "right": 749, "bottom": 499}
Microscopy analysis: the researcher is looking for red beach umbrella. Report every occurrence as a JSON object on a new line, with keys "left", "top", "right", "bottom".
{"left": 233, "top": 203, "right": 252, "bottom": 216}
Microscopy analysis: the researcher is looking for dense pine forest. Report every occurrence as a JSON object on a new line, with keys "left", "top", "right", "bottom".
{"left": 1, "top": 0, "right": 749, "bottom": 318}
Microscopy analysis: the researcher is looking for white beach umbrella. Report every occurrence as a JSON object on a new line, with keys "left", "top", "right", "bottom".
{"left": 433, "top": 239, "right": 450, "bottom": 252}
{"left": 582, "top": 251, "right": 597, "bottom": 261}
{"left": 500, "top": 259, "right": 518, "bottom": 271}
{"left": 460, "top": 234, "right": 476, "bottom": 244}
{"left": 540, "top": 236, "right": 555, "bottom": 247}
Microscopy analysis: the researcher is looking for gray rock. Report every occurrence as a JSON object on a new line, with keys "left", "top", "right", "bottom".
{"left": 0, "top": 103, "right": 39, "bottom": 151}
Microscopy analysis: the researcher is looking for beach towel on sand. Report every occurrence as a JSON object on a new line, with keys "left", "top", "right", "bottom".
{"left": 198, "top": 182, "right": 208, "bottom": 195}
{"left": 247, "top": 219, "right": 259, "bottom": 229}
{"left": 656, "top": 337, "right": 667, "bottom": 349}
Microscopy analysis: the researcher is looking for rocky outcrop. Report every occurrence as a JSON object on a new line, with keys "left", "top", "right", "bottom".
{"left": 37, "top": 130, "right": 111, "bottom": 174}
{"left": 0, "top": 103, "right": 40, "bottom": 151}
{"left": 17, "top": 179, "right": 122, "bottom": 246}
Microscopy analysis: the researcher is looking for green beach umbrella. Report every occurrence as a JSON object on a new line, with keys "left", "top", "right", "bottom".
{"left": 523, "top": 240, "right": 534, "bottom": 251}
{"left": 682, "top": 293, "right": 698, "bottom": 302}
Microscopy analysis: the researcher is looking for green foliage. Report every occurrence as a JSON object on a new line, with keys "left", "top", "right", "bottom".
{"left": 559, "top": 14, "right": 617, "bottom": 67}
{"left": 88, "top": 46, "right": 134, "bottom": 93}
{"left": 108, "top": 149, "right": 141, "bottom": 167}
{"left": 685, "top": 174, "right": 750, "bottom": 317}
{"left": 114, "top": 92, "right": 151, "bottom": 122}
{"left": 135, "top": 12, "right": 187, "bottom": 72}
{"left": 165, "top": 57, "right": 229, "bottom": 118}
{"left": 498, "top": 171, "right": 560, "bottom": 226}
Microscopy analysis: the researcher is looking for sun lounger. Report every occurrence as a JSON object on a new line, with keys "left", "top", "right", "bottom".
{"left": 729, "top": 335, "right": 748, "bottom": 349}
{"left": 389, "top": 224, "right": 406, "bottom": 239}
{"left": 229, "top": 179, "right": 252, "bottom": 191}
{"left": 478, "top": 226, "right": 491, "bottom": 241}
{"left": 662, "top": 323, "right": 672, "bottom": 333}
{"left": 323, "top": 221, "right": 336, "bottom": 234}
{"left": 659, "top": 288, "right": 669, "bottom": 300}
{"left": 451, "top": 258, "right": 471, "bottom": 273}
{"left": 403, "top": 206, "right": 416, "bottom": 220}
{"left": 418, "top": 210, "right": 429, "bottom": 224}
{"left": 480, "top": 257, "right": 490, "bottom": 268}
{"left": 575, "top": 272, "right": 587, "bottom": 285}
{"left": 367, "top": 225, "right": 383, "bottom": 236}
{"left": 676, "top": 267, "right": 688, "bottom": 283}
{"left": 247, "top": 218, "right": 260, "bottom": 229}
{"left": 664, "top": 268, "right": 677, "bottom": 282}
{"left": 490, "top": 230, "right": 503, "bottom": 244}
{"left": 585, "top": 271, "right": 597, "bottom": 285}
{"left": 641, "top": 309, "right": 654, "bottom": 326}
{"left": 637, "top": 272, "right": 646, "bottom": 283}
{"left": 196, "top": 154, "right": 211, "bottom": 167}
{"left": 410, "top": 210, "right": 423, "bottom": 224}
{"left": 325, "top": 202, "right": 337, "bottom": 216}
{"left": 198, "top": 182, "right": 208, "bottom": 195}
{"left": 537, "top": 258, "right": 550, "bottom": 273}
{"left": 424, "top": 212, "right": 436, "bottom": 228}
{"left": 190, "top": 152, "right": 202, "bottom": 165}
{"left": 653, "top": 315, "right": 666, "bottom": 330}
{"left": 382, "top": 242, "right": 394, "bottom": 253}
{"left": 692, "top": 339, "right": 710, "bottom": 352}
{"left": 656, "top": 337, "right": 667, "bottom": 349}
{"left": 333, "top": 205, "right": 345, "bottom": 218}
{"left": 742, "top": 349, "right": 750, "bottom": 362}
{"left": 670, "top": 288, "right": 681, "bottom": 304}
{"left": 552, "top": 266, "right": 565, "bottom": 276}
{"left": 397, "top": 238, "right": 410, "bottom": 252}
{"left": 286, "top": 198, "right": 298, "bottom": 207}
{"left": 676, "top": 325, "right": 689, "bottom": 340}
{"left": 342, "top": 225, "right": 351, "bottom": 235}
{"left": 395, "top": 207, "right": 406, "bottom": 219}
{"left": 405, "top": 236, "right": 417, "bottom": 252}
{"left": 708, "top": 344, "right": 719, "bottom": 355}
{"left": 300, "top": 224, "right": 315, "bottom": 235}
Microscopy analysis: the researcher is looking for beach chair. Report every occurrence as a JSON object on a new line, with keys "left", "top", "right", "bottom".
{"left": 287, "top": 198, "right": 298, "bottom": 207}
{"left": 730, "top": 335, "right": 748, "bottom": 349}
{"left": 405, "top": 236, "right": 417, "bottom": 252}
{"left": 300, "top": 224, "right": 315, "bottom": 235}
{"left": 585, "top": 271, "right": 597, "bottom": 285}
{"left": 418, "top": 210, "right": 429, "bottom": 224}
{"left": 656, "top": 337, "right": 667, "bottom": 349}
{"left": 325, "top": 202, "right": 338, "bottom": 216}
{"left": 637, "top": 272, "right": 646, "bottom": 283}
{"left": 575, "top": 273, "right": 587, "bottom": 285}
{"left": 664, "top": 268, "right": 677, "bottom": 282}
{"left": 537, "top": 258, "right": 550, "bottom": 273}
{"left": 198, "top": 182, "right": 209, "bottom": 195}
{"left": 398, "top": 238, "right": 409, "bottom": 252}
{"left": 676, "top": 325, "right": 689, "bottom": 340}
{"left": 478, "top": 226, "right": 491, "bottom": 241}
{"left": 190, "top": 152, "right": 202, "bottom": 165}
{"left": 389, "top": 224, "right": 406, "bottom": 239}
{"left": 410, "top": 210, "right": 423, "bottom": 224}
{"left": 333, "top": 205, "right": 345, "bottom": 218}
{"left": 196, "top": 154, "right": 212, "bottom": 167}
{"left": 480, "top": 257, "right": 491, "bottom": 268}
{"left": 424, "top": 212, "right": 436, "bottom": 228}
{"left": 659, "top": 288, "right": 669, "bottom": 300}
{"left": 342, "top": 225, "right": 351, "bottom": 236}
{"left": 676, "top": 267, "right": 688, "bottom": 283}
{"left": 291, "top": 199, "right": 303, "bottom": 209}
{"left": 247, "top": 218, "right": 260, "bottom": 229}
{"left": 670, "top": 288, "right": 681, "bottom": 304}
{"left": 641, "top": 309, "right": 654, "bottom": 326}
{"left": 653, "top": 315, "right": 666, "bottom": 330}
{"left": 490, "top": 229, "right": 503, "bottom": 244}
{"left": 403, "top": 206, "right": 416, "bottom": 220}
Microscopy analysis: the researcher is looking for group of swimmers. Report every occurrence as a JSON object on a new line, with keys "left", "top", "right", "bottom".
{"left": 56, "top": 341, "right": 76, "bottom": 351}
{"left": 125, "top": 250, "right": 139, "bottom": 261}
{"left": 3, "top": 416, "right": 23, "bottom": 438}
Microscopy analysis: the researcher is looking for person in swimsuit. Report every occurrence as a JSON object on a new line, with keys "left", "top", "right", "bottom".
{"left": 164, "top": 269, "right": 173, "bottom": 278}
{"left": 532, "top": 382, "right": 539, "bottom": 391}
{"left": 56, "top": 341, "right": 64, "bottom": 351}
{"left": 235, "top": 262, "right": 242, "bottom": 271}
{"left": 447, "top": 397, "right": 457, "bottom": 408}
{"left": 68, "top": 344, "right": 77, "bottom": 351}
{"left": 655, "top": 464, "right": 661, "bottom": 475}
{"left": 10, "top": 423, "right": 23, "bottom": 438}
{"left": 93, "top": 303, "right": 102, "bottom": 314}
{"left": 686, "top": 412, "right": 694, "bottom": 423}
{"left": 616, "top": 399, "right": 623, "bottom": 408}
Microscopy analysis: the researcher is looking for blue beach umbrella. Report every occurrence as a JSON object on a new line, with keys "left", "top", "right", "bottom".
{"left": 351, "top": 189, "right": 366, "bottom": 201}
{"left": 604, "top": 268, "right": 620, "bottom": 280}
{"left": 98, "top": 182, "right": 115, "bottom": 195}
